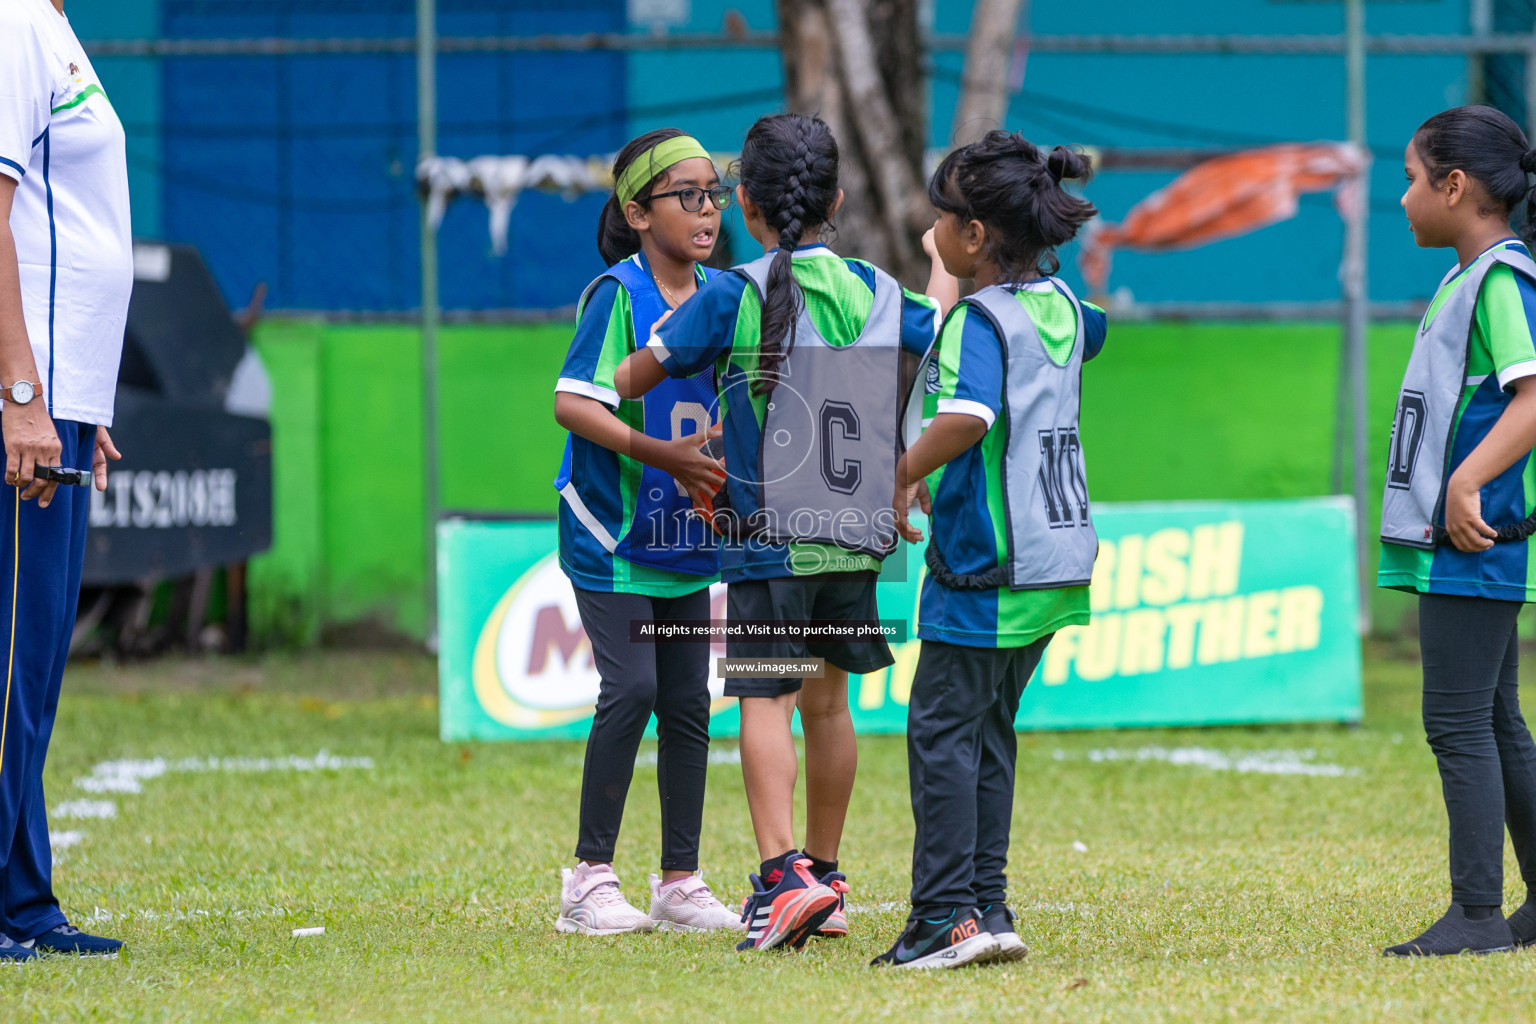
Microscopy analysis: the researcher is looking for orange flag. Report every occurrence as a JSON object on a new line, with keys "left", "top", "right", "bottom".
{"left": 1079, "top": 143, "right": 1369, "bottom": 292}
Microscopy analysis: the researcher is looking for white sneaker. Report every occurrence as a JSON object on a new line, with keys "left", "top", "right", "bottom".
{"left": 648, "top": 874, "right": 747, "bottom": 932}
{"left": 554, "top": 863, "right": 655, "bottom": 935}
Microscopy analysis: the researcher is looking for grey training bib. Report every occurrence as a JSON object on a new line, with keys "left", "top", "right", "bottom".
{"left": 733, "top": 252, "right": 917, "bottom": 558}
{"left": 1381, "top": 247, "right": 1536, "bottom": 549}
{"left": 929, "top": 281, "right": 1098, "bottom": 591}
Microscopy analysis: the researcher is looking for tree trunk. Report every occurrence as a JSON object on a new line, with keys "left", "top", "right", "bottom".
{"left": 777, "top": 0, "right": 928, "bottom": 284}
{"left": 953, "top": 0, "right": 1029, "bottom": 146}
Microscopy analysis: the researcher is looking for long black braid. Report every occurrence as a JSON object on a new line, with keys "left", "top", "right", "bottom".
{"left": 738, "top": 114, "right": 839, "bottom": 396}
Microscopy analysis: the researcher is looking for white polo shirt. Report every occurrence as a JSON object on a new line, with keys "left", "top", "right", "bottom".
{"left": 0, "top": 0, "right": 131, "bottom": 427}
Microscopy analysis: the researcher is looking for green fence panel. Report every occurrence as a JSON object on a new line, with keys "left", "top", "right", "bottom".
{"left": 252, "top": 319, "right": 1421, "bottom": 646}
{"left": 247, "top": 321, "right": 324, "bottom": 647}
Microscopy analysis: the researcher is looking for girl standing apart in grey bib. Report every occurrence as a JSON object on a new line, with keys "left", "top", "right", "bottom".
{"left": 1381, "top": 105, "right": 1536, "bottom": 957}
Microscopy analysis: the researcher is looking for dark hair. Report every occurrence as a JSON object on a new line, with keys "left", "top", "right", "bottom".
{"left": 737, "top": 113, "right": 840, "bottom": 395}
{"left": 928, "top": 130, "right": 1097, "bottom": 279}
{"left": 596, "top": 127, "right": 688, "bottom": 266}
{"left": 1413, "top": 105, "right": 1536, "bottom": 240}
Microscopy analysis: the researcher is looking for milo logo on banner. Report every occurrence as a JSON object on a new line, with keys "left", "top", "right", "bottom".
{"left": 468, "top": 555, "right": 730, "bottom": 730}
{"left": 1042, "top": 520, "right": 1326, "bottom": 685}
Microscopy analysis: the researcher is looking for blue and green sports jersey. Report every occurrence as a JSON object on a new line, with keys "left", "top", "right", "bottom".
{"left": 553, "top": 252, "right": 719, "bottom": 597}
{"left": 917, "top": 280, "right": 1108, "bottom": 648}
{"left": 649, "top": 244, "right": 940, "bottom": 582}
{"left": 1379, "top": 237, "right": 1536, "bottom": 603}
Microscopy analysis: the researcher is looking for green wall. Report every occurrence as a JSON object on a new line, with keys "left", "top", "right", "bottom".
{"left": 248, "top": 320, "right": 571, "bottom": 645}
{"left": 248, "top": 319, "right": 1420, "bottom": 645}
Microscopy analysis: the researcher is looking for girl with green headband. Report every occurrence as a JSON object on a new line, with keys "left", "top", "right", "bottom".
{"left": 552, "top": 128, "right": 741, "bottom": 936}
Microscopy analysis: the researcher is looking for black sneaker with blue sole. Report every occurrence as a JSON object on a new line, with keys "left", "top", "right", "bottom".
{"left": 871, "top": 908, "right": 998, "bottom": 969}
{"left": 27, "top": 924, "right": 124, "bottom": 958}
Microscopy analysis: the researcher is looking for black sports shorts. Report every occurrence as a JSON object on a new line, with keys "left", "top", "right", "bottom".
{"left": 724, "top": 572, "right": 894, "bottom": 697}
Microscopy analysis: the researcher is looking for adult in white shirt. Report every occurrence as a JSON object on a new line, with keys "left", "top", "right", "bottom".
{"left": 0, "top": 0, "right": 129, "bottom": 961}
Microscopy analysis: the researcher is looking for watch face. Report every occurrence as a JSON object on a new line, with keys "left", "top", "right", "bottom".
{"left": 9, "top": 381, "right": 33, "bottom": 405}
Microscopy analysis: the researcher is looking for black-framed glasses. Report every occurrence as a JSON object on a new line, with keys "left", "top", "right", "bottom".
{"left": 648, "top": 185, "right": 733, "bottom": 213}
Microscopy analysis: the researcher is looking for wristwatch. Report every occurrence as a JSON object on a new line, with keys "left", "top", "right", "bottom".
{"left": 1, "top": 381, "right": 39, "bottom": 405}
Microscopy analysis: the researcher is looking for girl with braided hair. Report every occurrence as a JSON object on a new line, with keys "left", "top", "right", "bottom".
{"left": 1378, "top": 105, "right": 1536, "bottom": 956}
{"left": 872, "top": 130, "right": 1105, "bottom": 969}
{"left": 617, "top": 112, "right": 956, "bottom": 952}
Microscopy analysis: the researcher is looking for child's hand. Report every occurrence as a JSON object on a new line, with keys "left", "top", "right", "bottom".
{"left": 1444, "top": 472, "right": 1498, "bottom": 552}
{"left": 921, "top": 226, "right": 960, "bottom": 315}
{"left": 662, "top": 426, "right": 726, "bottom": 509}
{"left": 893, "top": 477, "right": 928, "bottom": 544}
{"left": 688, "top": 425, "right": 727, "bottom": 535}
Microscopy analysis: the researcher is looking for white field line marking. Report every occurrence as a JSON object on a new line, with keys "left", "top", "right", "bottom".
{"left": 85, "top": 905, "right": 290, "bottom": 924}
{"left": 635, "top": 747, "right": 740, "bottom": 768}
{"left": 49, "top": 830, "right": 83, "bottom": 850}
{"left": 1065, "top": 746, "right": 1360, "bottom": 777}
{"left": 291, "top": 927, "right": 325, "bottom": 937}
{"left": 62, "top": 751, "right": 373, "bottom": 857}
{"left": 74, "top": 751, "right": 375, "bottom": 794}
{"left": 53, "top": 799, "right": 116, "bottom": 819}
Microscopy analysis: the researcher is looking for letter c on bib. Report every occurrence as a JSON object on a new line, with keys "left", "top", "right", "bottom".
{"left": 819, "top": 400, "right": 862, "bottom": 495}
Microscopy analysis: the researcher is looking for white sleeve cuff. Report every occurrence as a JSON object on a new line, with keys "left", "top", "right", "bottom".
{"left": 555, "top": 376, "right": 620, "bottom": 409}
{"left": 935, "top": 398, "right": 997, "bottom": 430}
{"left": 1498, "top": 359, "right": 1536, "bottom": 391}
{"left": 0, "top": 156, "right": 24, "bottom": 182}
{"left": 645, "top": 333, "right": 672, "bottom": 364}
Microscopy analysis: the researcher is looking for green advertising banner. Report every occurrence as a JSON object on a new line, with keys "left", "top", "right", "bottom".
{"left": 437, "top": 497, "right": 1362, "bottom": 741}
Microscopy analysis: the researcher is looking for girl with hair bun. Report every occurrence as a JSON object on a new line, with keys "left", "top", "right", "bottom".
{"left": 872, "top": 130, "right": 1106, "bottom": 970}
{"left": 551, "top": 128, "right": 743, "bottom": 937}
{"left": 1381, "top": 104, "right": 1536, "bottom": 957}
{"left": 616, "top": 112, "right": 954, "bottom": 952}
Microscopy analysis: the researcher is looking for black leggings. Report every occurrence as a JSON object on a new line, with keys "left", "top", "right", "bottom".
{"left": 572, "top": 586, "right": 712, "bottom": 871}
{"left": 1419, "top": 593, "right": 1536, "bottom": 905}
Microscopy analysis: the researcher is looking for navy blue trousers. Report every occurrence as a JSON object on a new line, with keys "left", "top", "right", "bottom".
{"left": 907, "top": 635, "right": 1052, "bottom": 921}
{"left": 0, "top": 419, "right": 91, "bottom": 941}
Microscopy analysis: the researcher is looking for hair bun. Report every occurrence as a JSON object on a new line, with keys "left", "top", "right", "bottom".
{"left": 1522, "top": 149, "right": 1536, "bottom": 174}
{"left": 1045, "top": 145, "right": 1093, "bottom": 185}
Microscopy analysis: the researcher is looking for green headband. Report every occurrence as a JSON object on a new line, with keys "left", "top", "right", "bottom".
{"left": 614, "top": 136, "right": 713, "bottom": 206}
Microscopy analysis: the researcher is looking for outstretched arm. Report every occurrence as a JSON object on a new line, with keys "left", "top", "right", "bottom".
{"left": 922, "top": 227, "right": 960, "bottom": 317}
{"left": 614, "top": 348, "right": 670, "bottom": 401}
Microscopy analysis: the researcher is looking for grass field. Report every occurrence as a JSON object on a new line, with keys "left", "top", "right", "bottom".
{"left": 7, "top": 647, "right": 1536, "bottom": 1022}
